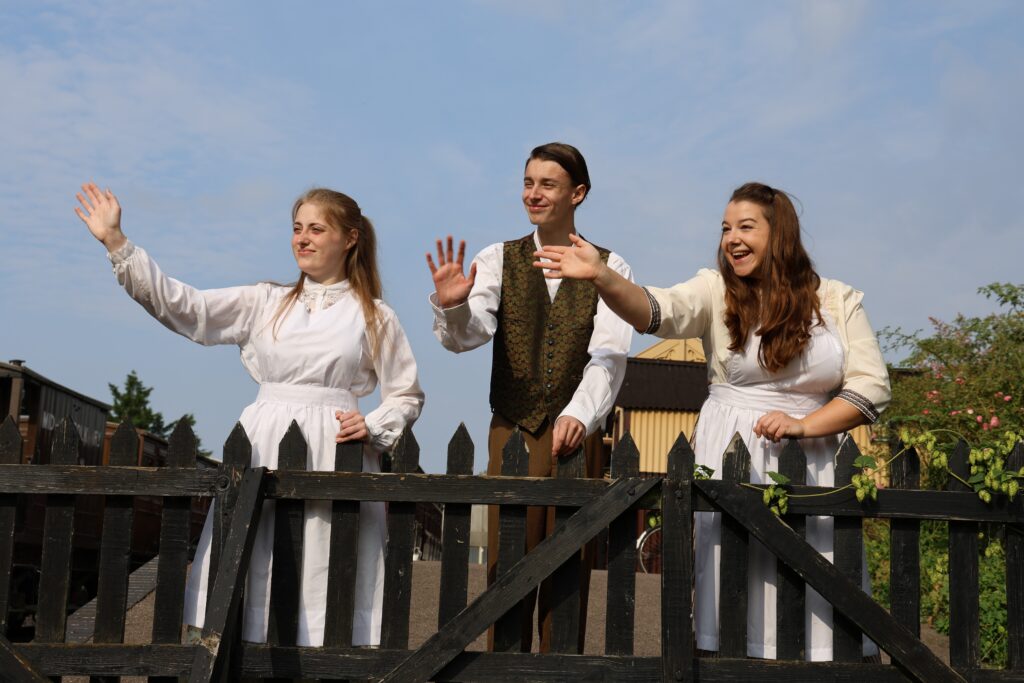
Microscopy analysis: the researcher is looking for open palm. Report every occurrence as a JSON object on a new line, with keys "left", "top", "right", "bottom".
{"left": 427, "top": 236, "right": 477, "bottom": 308}
{"left": 75, "top": 182, "right": 127, "bottom": 252}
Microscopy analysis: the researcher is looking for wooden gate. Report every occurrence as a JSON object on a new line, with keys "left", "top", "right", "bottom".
{"left": 1, "top": 414, "right": 1023, "bottom": 682}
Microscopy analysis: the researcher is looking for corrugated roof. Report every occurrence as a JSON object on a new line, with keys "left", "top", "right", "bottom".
{"left": 616, "top": 357, "right": 709, "bottom": 411}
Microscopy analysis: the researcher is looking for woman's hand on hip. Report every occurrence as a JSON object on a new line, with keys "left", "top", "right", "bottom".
{"left": 335, "top": 410, "right": 369, "bottom": 443}
{"left": 75, "top": 182, "right": 127, "bottom": 252}
{"left": 753, "top": 411, "right": 805, "bottom": 443}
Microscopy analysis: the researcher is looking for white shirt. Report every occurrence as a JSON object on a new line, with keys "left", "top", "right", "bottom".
{"left": 430, "top": 231, "right": 633, "bottom": 435}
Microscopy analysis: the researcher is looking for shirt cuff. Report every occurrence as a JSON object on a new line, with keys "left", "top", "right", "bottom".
{"left": 106, "top": 240, "right": 136, "bottom": 266}
{"left": 640, "top": 286, "right": 661, "bottom": 334}
{"left": 429, "top": 292, "right": 472, "bottom": 327}
{"left": 836, "top": 389, "right": 881, "bottom": 423}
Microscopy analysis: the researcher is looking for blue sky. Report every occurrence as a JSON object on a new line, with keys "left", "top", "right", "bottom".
{"left": 2, "top": 1, "right": 1021, "bottom": 472}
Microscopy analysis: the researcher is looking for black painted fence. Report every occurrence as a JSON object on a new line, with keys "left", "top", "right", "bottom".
{"left": 0, "top": 413, "right": 1022, "bottom": 682}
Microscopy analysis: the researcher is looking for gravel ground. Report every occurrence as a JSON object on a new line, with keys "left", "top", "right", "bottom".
{"left": 64, "top": 560, "right": 947, "bottom": 681}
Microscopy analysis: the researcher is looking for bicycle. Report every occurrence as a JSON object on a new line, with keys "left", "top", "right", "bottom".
{"left": 636, "top": 510, "right": 662, "bottom": 573}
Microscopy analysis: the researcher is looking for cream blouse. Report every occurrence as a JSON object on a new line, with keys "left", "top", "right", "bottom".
{"left": 644, "top": 268, "right": 891, "bottom": 421}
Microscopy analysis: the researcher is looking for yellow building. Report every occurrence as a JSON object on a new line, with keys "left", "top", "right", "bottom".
{"left": 609, "top": 339, "right": 874, "bottom": 475}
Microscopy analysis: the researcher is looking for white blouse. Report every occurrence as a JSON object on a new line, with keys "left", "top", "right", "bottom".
{"left": 109, "top": 241, "right": 423, "bottom": 451}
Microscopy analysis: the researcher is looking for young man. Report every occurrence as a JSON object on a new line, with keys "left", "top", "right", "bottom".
{"left": 426, "top": 142, "right": 633, "bottom": 652}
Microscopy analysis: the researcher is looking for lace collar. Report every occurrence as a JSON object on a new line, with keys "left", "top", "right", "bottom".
{"left": 298, "top": 279, "right": 351, "bottom": 312}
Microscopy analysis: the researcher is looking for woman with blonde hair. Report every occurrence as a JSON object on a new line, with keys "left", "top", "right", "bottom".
{"left": 534, "top": 182, "right": 890, "bottom": 661}
{"left": 76, "top": 182, "right": 423, "bottom": 647}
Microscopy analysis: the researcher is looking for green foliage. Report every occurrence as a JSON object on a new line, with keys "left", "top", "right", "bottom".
{"left": 108, "top": 371, "right": 211, "bottom": 456}
{"left": 109, "top": 370, "right": 166, "bottom": 434}
{"left": 881, "top": 282, "right": 1024, "bottom": 459}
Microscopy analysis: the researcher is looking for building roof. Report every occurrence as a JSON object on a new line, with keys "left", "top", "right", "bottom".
{"left": 616, "top": 357, "right": 709, "bottom": 412}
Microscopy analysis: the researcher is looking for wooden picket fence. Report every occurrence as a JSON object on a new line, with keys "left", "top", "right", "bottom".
{"left": 0, "top": 413, "right": 1022, "bottom": 682}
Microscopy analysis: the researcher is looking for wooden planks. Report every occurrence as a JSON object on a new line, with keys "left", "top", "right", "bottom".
{"left": 379, "top": 476, "right": 659, "bottom": 683}
{"left": 605, "top": 433, "right": 640, "bottom": 656}
{"left": 549, "top": 444, "right": 585, "bottom": 653}
{"left": 35, "top": 418, "right": 80, "bottom": 644}
{"left": 947, "top": 439, "right": 980, "bottom": 671}
{"left": 437, "top": 424, "right": 474, "bottom": 630}
{"left": 889, "top": 441, "right": 921, "bottom": 641}
{"left": 267, "top": 421, "right": 306, "bottom": 648}
{"left": 1008, "top": 441, "right": 1024, "bottom": 670}
{"left": 717, "top": 433, "right": 750, "bottom": 658}
{"left": 660, "top": 432, "right": 694, "bottom": 683}
{"left": 0, "top": 416, "right": 21, "bottom": 635}
{"left": 491, "top": 430, "right": 529, "bottom": 653}
{"left": 776, "top": 439, "right": 807, "bottom": 661}
{"left": 380, "top": 429, "right": 420, "bottom": 650}
{"left": 833, "top": 437, "right": 865, "bottom": 662}
{"left": 323, "top": 440, "right": 364, "bottom": 648}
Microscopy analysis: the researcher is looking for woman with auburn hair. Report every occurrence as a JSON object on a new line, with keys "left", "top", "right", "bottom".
{"left": 534, "top": 182, "right": 890, "bottom": 661}
{"left": 75, "top": 182, "right": 423, "bottom": 647}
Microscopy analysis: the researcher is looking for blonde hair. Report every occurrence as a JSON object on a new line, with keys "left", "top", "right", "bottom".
{"left": 270, "top": 188, "right": 384, "bottom": 356}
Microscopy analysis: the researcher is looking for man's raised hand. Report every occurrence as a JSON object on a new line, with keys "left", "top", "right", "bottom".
{"left": 427, "top": 235, "right": 477, "bottom": 308}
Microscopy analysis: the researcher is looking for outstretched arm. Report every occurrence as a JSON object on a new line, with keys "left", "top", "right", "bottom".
{"left": 534, "top": 234, "right": 653, "bottom": 331}
{"left": 75, "top": 182, "right": 128, "bottom": 253}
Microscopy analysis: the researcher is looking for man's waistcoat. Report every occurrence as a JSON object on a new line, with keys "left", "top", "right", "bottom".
{"left": 490, "top": 234, "right": 611, "bottom": 434}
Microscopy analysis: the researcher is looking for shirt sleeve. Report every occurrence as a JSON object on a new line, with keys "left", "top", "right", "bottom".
{"left": 833, "top": 283, "right": 892, "bottom": 422}
{"left": 558, "top": 253, "right": 635, "bottom": 436}
{"left": 108, "top": 241, "right": 267, "bottom": 347}
{"left": 364, "top": 305, "right": 426, "bottom": 452}
{"left": 429, "top": 243, "right": 503, "bottom": 353}
{"left": 643, "top": 269, "right": 717, "bottom": 339}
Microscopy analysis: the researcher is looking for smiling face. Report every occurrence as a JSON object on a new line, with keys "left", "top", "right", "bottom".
{"left": 720, "top": 200, "right": 770, "bottom": 279}
{"left": 521, "top": 158, "right": 586, "bottom": 230}
{"left": 292, "top": 202, "right": 356, "bottom": 285}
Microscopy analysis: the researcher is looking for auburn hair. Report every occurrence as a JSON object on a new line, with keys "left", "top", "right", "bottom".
{"left": 270, "top": 188, "right": 384, "bottom": 356}
{"left": 718, "top": 182, "right": 822, "bottom": 373}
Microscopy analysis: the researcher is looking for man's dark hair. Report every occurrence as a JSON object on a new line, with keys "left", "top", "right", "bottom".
{"left": 527, "top": 142, "right": 591, "bottom": 203}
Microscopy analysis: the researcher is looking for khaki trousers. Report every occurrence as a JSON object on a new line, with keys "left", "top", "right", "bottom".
{"left": 486, "top": 414, "right": 603, "bottom": 653}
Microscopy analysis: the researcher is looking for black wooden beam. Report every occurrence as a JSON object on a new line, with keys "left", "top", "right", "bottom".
{"left": 696, "top": 478, "right": 965, "bottom": 683}
{"left": 188, "top": 467, "right": 267, "bottom": 683}
{"left": 0, "top": 416, "right": 21, "bottom": 634}
{"left": 0, "top": 633, "right": 49, "bottom": 682}
{"left": 379, "top": 475, "right": 659, "bottom": 683}
{"left": 695, "top": 481, "right": 1024, "bottom": 522}
{"left": 437, "top": 424, "right": 475, "bottom": 630}
{"left": 660, "top": 432, "right": 695, "bottom": 683}
{"left": 605, "top": 433, "right": 639, "bottom": 656}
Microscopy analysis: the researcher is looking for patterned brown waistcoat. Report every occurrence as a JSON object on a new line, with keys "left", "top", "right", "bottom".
{"left": 490, "top": 234, "right": 611, "bottom": 434}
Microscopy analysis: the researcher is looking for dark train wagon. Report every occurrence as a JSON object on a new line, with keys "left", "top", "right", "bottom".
{"left": 1, "top": 360, "right": 213, "bottom": 629}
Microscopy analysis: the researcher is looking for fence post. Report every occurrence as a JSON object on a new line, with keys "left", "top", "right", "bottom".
{"left": 35, "top": 417, "right": 79, "bottom": 644}
{"left": 210, "top": 424, "right": 252, "bottom": 592}
{"left": 267, "top": 421, "right": 307, "bottom": 649}
{"left": 0, "top": 416, "right": 21, "bottom": 635}
{"left": 323, "top": 440, "right": 364, "bottom": 650}
{"left": 718, "top": 432, "right": 750, "bottom": 657}
{"left": 492, "top": 430, "right": 529, "bottom": 652}
{"left": 833, "top": 436, "right": 866, "bottom": 661}
{"left": 776, "top": 438, "right": 806, "bottom": 660}
{"left": 90, "top": 421, "right": 140, "bottom": 683}
{"left": 605, "top": 432, "right": 639, "bottom": 655}
{"left": 380, "top": 428, "right": 420, "bottom": 650}
{"left": 1008, "top": 440, "right": 1024, "bottom": 670}
{"left": 437, "top": 424, "right": 474, "bottom": 629}
{"left": 889, "top": 439, "right": 921, "bottom": 639}
{"left": 661, "top": 431, "right": 694, "bottom": 682}
{"left": 550, "top": 442, "right": 586, "bottom": 653}
{"left": 151, "top": 419, "right": 198, "bottom": 683}
{"left": 947, "top": 439, "right": 979, "bottom": 671}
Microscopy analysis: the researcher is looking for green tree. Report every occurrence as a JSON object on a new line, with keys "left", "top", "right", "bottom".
{"left": 108, "top": 370, "right": 211, "bottom": 456}
{"left": 882, "top": 282, "right": 1024, "bottom": 454}
{"left": 871, "top": 282, "right": 1024, "bottom": 667}
{"left": 108, "top": 370, "right": 167, "bottom": 435}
